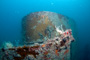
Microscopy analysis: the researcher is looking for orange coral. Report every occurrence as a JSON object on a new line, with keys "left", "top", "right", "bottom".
{"left": 41, "top": 44, "right": 46, "bottom": 47}
{"left": 41, "top": 15, "right": 45, "bottom": 18}
{"left": 55, "top": 49, "right": 59, "bottom": 56}
{"left": 44, "top": 51, "right": 48, "bottom": 55}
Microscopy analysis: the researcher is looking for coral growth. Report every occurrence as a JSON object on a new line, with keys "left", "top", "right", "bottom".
{"left": 0, "top": 29, "right": 74, "bottom": 60}
{"left": 3, "top": 42, "right": 13, "bottom": 49}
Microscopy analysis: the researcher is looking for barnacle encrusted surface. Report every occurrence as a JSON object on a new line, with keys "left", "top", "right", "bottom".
{"left": 1, "top": 29, "right": 74, "bottom": 60}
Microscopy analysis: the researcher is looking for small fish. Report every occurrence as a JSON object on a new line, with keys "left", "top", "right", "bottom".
{"left": 64, "top": 49, "right": 69, "bottom": 55}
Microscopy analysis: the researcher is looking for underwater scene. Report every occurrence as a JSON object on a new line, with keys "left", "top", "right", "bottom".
{"left": 0, "top": 0, "right": 90, "bottom": 60}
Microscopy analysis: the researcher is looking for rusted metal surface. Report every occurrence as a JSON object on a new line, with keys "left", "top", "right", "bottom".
{"left": 22, "top": 11, "right": 71, "bottom": 43}
{"left": 0, "top": 11, "right": 76, "bottom": 60}
{"left": 1, "top": 29, "right": 74, "bottom": 60}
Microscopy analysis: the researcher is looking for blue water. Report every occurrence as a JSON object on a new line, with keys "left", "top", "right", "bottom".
{"left": 0, "top": 0, "right": 90, "bottom": 60}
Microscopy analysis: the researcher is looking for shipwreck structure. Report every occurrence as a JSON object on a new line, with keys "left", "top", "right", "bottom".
{"left": 0, "top": 11, "right": 77, "bottom": 60}
{"left": 22, "top": 11, "right": 75, "bottom": 43}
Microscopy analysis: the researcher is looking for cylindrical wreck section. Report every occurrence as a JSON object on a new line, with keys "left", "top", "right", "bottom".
{"left": 21, "top": 11, "right": 76, "bottom": 60}
{"left": 0, "top": 11, "right": 77, "bottom": 60}
{"left": 22, "top": 11, "right": 72, "bottom": 43}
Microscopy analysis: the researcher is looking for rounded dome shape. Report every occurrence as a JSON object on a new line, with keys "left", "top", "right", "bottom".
{"left": 22, "top": 11, "right": 75, "bottom": 43}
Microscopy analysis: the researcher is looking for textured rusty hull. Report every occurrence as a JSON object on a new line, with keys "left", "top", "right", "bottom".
{"left": 21, "top": 11, "right": 77, "bottom": 60}
{"left": 22, "top": 11, "right": 71, "bottom": 42}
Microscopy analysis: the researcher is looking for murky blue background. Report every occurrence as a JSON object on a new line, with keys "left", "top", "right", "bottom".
{"left": 0, "top": 0, "right": 90, "bottom": 60}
